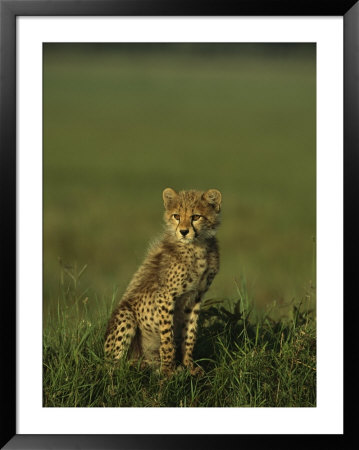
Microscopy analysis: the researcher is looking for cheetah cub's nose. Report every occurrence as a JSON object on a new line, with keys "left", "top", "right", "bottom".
{"left": 180, "top": 229, "right": 189, "bottom": 236}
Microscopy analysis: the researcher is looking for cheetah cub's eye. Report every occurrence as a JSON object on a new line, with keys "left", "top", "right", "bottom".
{"left": 192, "top": 215, "right": 201, "bottom": 221}
{"left": 173, "top": 214, "right": 180, "bottom": 221}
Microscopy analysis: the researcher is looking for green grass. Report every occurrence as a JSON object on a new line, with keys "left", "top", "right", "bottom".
{"left": 43, "top": 266, "right": 316, "bottom": 408}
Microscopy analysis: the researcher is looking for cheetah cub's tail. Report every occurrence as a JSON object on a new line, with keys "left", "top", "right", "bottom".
{"left": 104, "top": 304, "right": 138, "bottom": 360}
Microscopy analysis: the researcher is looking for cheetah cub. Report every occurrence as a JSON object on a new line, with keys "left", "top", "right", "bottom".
{"left": 104, "top": 188, "right": 221, "bottom": 376}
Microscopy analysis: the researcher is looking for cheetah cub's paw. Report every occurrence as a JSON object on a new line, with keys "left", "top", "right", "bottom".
{"left": 157, "top": 364, "right": 176, "bottom": 378}
{"left": 174, "top": 364, "right": 204, "bottom": 377}
{"left": 191, "top": 367, "right": 205, "bottom": 377}
{"left": 188, "top": 364, "right": 205, "bottom": 377}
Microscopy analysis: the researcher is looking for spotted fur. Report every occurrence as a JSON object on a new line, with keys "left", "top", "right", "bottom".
{"left": 104, "top": 188, "right": 221, "bottom": 376}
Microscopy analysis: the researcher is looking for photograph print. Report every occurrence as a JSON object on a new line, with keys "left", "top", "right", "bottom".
{"left": 43, "top": 43, "right": 316, "bottom": 408}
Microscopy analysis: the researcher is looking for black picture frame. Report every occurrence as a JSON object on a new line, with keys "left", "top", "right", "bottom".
{"left": 1, "top": 1, "right": 357, "bottom": 448}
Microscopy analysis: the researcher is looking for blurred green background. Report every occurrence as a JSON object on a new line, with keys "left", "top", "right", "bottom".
{"left": 43, "top": 43, "right": 316, "bottom": 317}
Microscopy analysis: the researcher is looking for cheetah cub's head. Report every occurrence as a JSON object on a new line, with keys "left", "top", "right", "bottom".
{"left": 163, "top": 188, "right": 222, "bottom": 243}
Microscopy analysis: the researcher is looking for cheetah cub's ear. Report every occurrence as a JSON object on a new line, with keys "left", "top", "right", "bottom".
{"left": 203, "top": 189, "right": 222, "bottom": 212}
{"left": 163, "top": 187, "right": 178, "bottom": 210}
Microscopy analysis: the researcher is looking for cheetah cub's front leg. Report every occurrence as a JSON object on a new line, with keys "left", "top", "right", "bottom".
{"left": 181, "top": 296, "right": 204, "bottom": 376}
{"left": 157, "top": 290, "right": 176, "bottom": 376}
